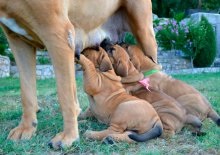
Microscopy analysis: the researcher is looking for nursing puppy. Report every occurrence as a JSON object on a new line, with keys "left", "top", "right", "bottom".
{"left": 124, "top": 45, "right": 220, "bottom": 126}
{"left": 102, "top": 44, "right": 203, "bottom": 137}
{"left": 77, "top": 47, "right": 162, "bottom": 143}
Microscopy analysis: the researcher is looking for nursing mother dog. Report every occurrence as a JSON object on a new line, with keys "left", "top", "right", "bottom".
{"left": 0, "top": 0, "right": 157, "bottom": 149}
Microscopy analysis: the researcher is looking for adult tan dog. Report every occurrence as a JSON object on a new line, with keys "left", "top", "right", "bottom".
{"left": 101, "top": 43, "right": 203, "bottom": 137}
{"left": 0, "top": 0, "right": 157, "bottom": 149}
{"left": 123, "top": 45, "right": 220, "bottom": 127}
{"left": 77, "top": 47, "right": 162, "bottom": 143}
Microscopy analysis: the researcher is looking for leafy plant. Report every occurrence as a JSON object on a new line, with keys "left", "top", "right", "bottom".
{"left": 37, "top": 56, "right": 51, "bottom": 65}
{"left": 0, "top": 28, "right": 8, "bottom": 56}
{"left": 155, "top": 18, "right": 191, "bottom": 53}
{"left": 124, "top": 32, "right": 137, "bottom": 45}
{"left": 192, "top": 16, "right": 217, "bottom": 67}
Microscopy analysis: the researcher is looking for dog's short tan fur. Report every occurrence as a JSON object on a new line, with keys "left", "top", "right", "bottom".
{"left": 103, "top": 44, "right": 202, "bottom": 137}
{"left": 77, "top": 47, "right": 162, "bottom": 143}
{"left": 124, "top": 45, "right": 220, "bottom": 126}
{"left": 0, "top": 0, "right": 157, "bottom": 148}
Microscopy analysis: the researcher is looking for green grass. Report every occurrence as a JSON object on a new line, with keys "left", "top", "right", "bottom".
{"left": 0, "top": 72, "right": 220, "bottom": 154}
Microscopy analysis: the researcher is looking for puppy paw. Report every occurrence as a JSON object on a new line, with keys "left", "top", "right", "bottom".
{"left": 83, "top": 130, "right": 94, "bottom": 139}
{"left": 102, "top": 136, "right": 115, "bottom": 145}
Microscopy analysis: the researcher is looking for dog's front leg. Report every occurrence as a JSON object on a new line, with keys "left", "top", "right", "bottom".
{"left": 37, "top": 21, "right": 80, "bottom": 149}
{"left": 2, "top": 26, "right": 38, "bottom": 140}
{"left": 78, "top": 55, "right": 102, "bottom": 95}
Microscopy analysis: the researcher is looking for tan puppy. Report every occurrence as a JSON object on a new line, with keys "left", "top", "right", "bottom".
{"left": 102, "top": 43, "right": 203, "bottom": 137}
{"left": 0, "top": 0, "right": 157, "bottom": 149}
{"left": 124, "top": 45, "right": 220, "bottom": 127}
{"left": 77, "top": 47, "right": 163, "bottom": 143}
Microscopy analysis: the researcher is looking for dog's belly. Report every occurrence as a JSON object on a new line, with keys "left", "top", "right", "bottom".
{"left": 68, "top": 0, "right": 121, "bottom": 31}
{"left": 90, "top": 104, "right": 112, "bottom": 124}
{"left": 0, "top": 0, "right": 128, "bottom": 51}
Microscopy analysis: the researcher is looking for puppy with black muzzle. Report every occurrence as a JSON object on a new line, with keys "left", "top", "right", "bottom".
{"left": 101, "top": 42, "right": 203, "bottom": 137}
{"left": 77, "top": 46, "right": 163, "bottom": 143}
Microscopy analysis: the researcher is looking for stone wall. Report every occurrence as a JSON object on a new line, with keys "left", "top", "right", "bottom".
{"left": 158, "top": 51, "right": 192, "bottom": 71}
{"left": 0, "top": 55, "right": 10, "bottom": 78}
{"left": 10, "top": 65, "right": 55, "bottom": 79}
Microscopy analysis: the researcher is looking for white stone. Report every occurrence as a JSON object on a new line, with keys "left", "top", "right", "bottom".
{"left": 0, "top": 55, "right": 10, "bottom": 77}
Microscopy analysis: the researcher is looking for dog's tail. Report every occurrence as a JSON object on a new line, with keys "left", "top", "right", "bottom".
{"left": 128, "top": 122, "right": 162, "bottom": 142}
{"left": 208, "top": 109, "right": 220, "bottom": 126}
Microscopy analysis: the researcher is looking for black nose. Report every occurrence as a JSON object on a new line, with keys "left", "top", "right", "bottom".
{"left": 100, "top": 38, "right": 114, "bottom": 51}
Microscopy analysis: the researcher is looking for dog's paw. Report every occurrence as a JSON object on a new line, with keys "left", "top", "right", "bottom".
{"left": 7, "top": 124, "right": 37, "bottom": 140}
{"left": 48, "top": 132, "right": 79, "bottom": 150}
{"left": 83, "top": 130, "right": 94, "bottom": 139}
{"left": 102, "top": 136, "right": 115, "bottom": 145}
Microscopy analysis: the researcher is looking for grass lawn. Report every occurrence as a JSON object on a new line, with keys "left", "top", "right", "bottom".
{"left": 0, "top": 72, "right": 220, "bottom": 154}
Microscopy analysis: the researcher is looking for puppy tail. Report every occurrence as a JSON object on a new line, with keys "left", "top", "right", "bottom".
{"left": 208, "top": 109, "right": 220, "bottom": 126}
{"left": 128, "top": 122, "right": 162, "bottom": 142}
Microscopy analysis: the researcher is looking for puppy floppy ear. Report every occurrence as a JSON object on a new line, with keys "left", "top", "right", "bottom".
{"left": 98, "top": 50, "right": 113, "bottom": 72}
{"left": 114, "top": 59, "right": 128, "bottom": 77}
{"left": 131, "top": 57, "right": 141, "bottom": 71}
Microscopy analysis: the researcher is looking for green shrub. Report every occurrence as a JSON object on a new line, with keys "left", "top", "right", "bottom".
{"left": 124, "top": 32, "right": 137, "bottom": 45}
{"left": 37, "top": 56, "right": 51, "bottom": 65}
{"left": 192, "top": 16, "right": 216, "bottom": 67}
{"left": 155, "top": 18, "right": 192, "bottom": 54}
{"left": 0, "top": 28, "right": 16, "bottom": 63}
{"left": 0, "top": 28, "right": 8, "bottom": 55}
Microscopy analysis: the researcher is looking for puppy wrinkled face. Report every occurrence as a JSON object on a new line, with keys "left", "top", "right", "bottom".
{"left": 82, "top": 47, "right": 100, "bottom": 68}
{"left": 82, "top": 47, "right": 112, "bottom": 72}
{"left": 107, "top": 45, "right": 130, "bottom": 77}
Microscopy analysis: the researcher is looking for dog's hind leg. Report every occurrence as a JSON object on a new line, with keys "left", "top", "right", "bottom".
{"left": 124, "top": 0, "right": 158, "bottom": 63}
{"left": 103, "top": 131, "right": 135, "bottom": 144}
{"left": 2, "top": 26, "right": 38, "bottom": 140}
{"left": 208, "top": 109, "right": 220, "bottom": 126}
{"left": 78, "top": 107, "right": 94, "bottom": 120}
{"left": 185, "top": 114, "right": 206, "bottom": 136}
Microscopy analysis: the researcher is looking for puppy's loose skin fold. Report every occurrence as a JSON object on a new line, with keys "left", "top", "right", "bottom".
{"left": 78, "top": 47, "right": 162, "bottom": 143}
{"left": 104, "top": 44, "right": 203, "bottom": 137}
{"left": 125, "top": 45, "right": 220, "bottom": 126}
